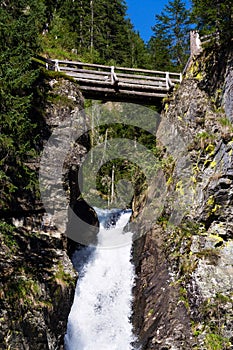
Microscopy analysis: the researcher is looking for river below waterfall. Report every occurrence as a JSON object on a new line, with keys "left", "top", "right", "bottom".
{"left": 65, "top": 208, "right": 136, "bottom": 350}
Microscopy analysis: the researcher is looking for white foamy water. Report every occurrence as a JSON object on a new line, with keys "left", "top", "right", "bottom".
{"left": 65, "top": 209, "right": 136, "bottom": 350}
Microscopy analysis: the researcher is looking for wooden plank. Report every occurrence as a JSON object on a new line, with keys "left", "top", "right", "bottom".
{"left": 116, "top": 72, "right": 166, "bottom": 81}
{"left": 118, "top": 82, "right": 168, "bottom": 91}
{"left": 62, "top": 68, "right": 172, "bottom": 84}
{"left": 65, "top": 72, "right": 111, "bottom": 81}
{"left": 115, "top": 66, "right": 181, "bottom": 77}
{"left": 117, "top": 90, "right": 167, "bottom": 98}
{"left": 74, "top": 78, "right": 167, "bottom": 91}
{"left": 64, "top": 70, "right": 167, "bottom": 86}
{"left": 72, "top": 77, "right": 113, "bottom": 85}
{"left": 51, "top": 59, "right": 111, "bottom": 70}
{"left": 62, "top": 66, "right": 166, "bottom": 81}
{"left": 59, "top": 67, "right": 111, "bottom": 76}
{"left": 66, "top": 72, "right": 167, "bottom": 88}
{"left": 80, "top": 85, "right": 167, "bottom": 97}
{"left": 117, "top": 77, "right": 166, "bottom": 87}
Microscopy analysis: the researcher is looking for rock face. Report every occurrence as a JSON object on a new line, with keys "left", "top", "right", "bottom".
{"left": 0, "top": 225, "right": 76, "bottom": 349}
{"left": 0, "top": 76, "right": 91, "bottom": 349}
{"left": 132, "top": 46, "right": 233, "bottom": 349}
{"left": 133, "top": 226, "right": 193, "bottom": 350}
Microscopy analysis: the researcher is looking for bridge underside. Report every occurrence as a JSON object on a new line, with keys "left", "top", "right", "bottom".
{"left": 78, "top": 83, "right": 168, "bottom": 106}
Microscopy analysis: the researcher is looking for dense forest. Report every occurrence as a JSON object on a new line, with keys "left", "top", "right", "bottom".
{"left": 0, "top": 0, "right": 232, "bottom": 212}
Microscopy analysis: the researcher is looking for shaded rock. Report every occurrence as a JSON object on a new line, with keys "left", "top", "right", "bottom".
{"left": 0, "top": 226, "right": 76, "bottom": 349}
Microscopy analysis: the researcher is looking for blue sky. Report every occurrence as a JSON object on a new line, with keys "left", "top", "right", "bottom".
{"left": 125, "top": 0, "right": 192, "bottom": 43}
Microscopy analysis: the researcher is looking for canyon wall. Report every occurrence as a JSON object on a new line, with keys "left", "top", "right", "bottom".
{"left": 132, "top": 45, "right": 233, "bottom": 350}
{"left": 0, "top": 76, "right": 88, "bottom": 349}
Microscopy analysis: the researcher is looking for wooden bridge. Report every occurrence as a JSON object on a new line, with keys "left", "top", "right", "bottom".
{"left": 38, "top": 56, "right": 182, "bottom": 104}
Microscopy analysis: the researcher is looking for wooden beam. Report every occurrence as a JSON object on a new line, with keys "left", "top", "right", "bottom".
{"left": 117, "top": 78, "right": 166, "bottom": 88}
{"left": 115, "top": 66, "right": 181, "bottom": 77}
{"left": 118, "top": 82, "right": 168, "bottom": 91}
{"left": 59, "top": 67, "right": 111, "bottom": 75}
{"left": 72, "top": 77, "right": 113, "bottom": 85}
{"left": 79, "top": 85, "right": 167, "bottom": 97}
{"left": 68, "top": 73, "right": 111, "bottom": 82}
{"left": 116, "top": 72, "right": 167, "bottom": 81}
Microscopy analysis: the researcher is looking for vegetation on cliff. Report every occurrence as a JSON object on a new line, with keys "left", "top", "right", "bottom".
{"left": 132, "top": 40, "right": 233, "bottom": 349}
{"left": 0, "top": 0, "right": 232, "bottom": 349}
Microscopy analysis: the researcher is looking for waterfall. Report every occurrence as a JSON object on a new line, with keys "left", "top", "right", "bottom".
{"left": 65, "top": 208, "right": 136, "bottom": 350}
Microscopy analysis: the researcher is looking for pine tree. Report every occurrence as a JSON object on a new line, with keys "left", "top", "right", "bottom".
{"left": 127, "top": 30, "right": 152, "bottom": 68}
{"left": 148, "top": 19, "right": 174, "bottom": 71}
{"left": 43, "top": 0, "right": 148, "bottom": 66}
{"left": 149, "top": 0, "right": 191, "bottom": 70}
{"left": 191, "top": 0, "right": 233, "bottom": 42}
{"left": 0, "top": 0, "right": 45, "bottom": 209}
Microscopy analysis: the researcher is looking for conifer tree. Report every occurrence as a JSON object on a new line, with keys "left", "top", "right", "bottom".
{"left": 191, "top": 0, "right": 233, "bottom": 42}
{"left": 149, "top": 0, "right": 190, "bottom": 70}
{"left": 148, "top": 19, "right": 173, "bottom": 71}
{"left": 0, "top": 0, "right": 45, "bottom": 209}
{"left": 44, "top": 0, "right": 147, "bottom": 66}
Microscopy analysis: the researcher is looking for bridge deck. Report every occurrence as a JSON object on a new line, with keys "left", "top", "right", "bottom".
{"left": 38, "top": 57, "right": 182, "bottom": 104}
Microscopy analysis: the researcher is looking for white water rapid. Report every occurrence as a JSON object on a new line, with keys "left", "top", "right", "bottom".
{"left": 65, "top": 208, "right": 136, "bottom": 350}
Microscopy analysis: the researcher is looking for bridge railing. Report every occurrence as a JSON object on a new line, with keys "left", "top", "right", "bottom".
{"left": 37, "top": 56, "right": 182, "bottom": 92}
{"left": 200, "top": 31, "right": 220, "bottom": 45}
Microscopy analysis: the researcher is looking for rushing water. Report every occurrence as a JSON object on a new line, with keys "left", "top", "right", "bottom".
{"left": 65, "top": 208, "right": 136, "bottom": 350}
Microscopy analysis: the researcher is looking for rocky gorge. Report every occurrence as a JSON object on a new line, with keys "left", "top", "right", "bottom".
{"left": 0, "top": 41, "right": 232, "bottom": 350}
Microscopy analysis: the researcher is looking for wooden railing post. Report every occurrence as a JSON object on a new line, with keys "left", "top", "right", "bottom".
{"left": 55, "top": 59, "right": 60, "bottom": 72}
{"left": 111, "top": 66, "right": 118, "bottom": 85}
{"left": 165, "top": 72, "right": 169, "bottom": 90}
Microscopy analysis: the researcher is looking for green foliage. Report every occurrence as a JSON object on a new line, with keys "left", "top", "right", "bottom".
{"left": 179, "top": 286, "right": 190, "bottom": 310}
{"left": 164, "top": 221, "right": 201, "bottom": 282}
{"left": 0, "top": 221, "right": 18, "bottom": 251}
{"left": 80, "top": 109, "right": 160, "bottom": 207}
{"left": 41, "top": 0, "right": 150, "bottom": 67}
{"left": 0, "top": 0, "right": 45, "bottom": 210}
{"left": 205, "top": 333, "right": 230, "bottom": 350}
{"left": 191, "top": 0, "right": 233, "bottom": 42}
{"left": 7, "top": 277, "right": 41, "bottom": 305}
{"left": 195, "top": 248, "right": 220, "bottom": 264}
{"left": 149, "top": 0, "right": 191, "bottom": 71}
{"left": 199, "top": 294, "right": 233, "bottom": 349}
{"left": 41, "top": 14, "right": 77, "bottom": 52}
{"left": 218, "top": 117, "right": 233, "bottom": 131}
{"left": 148, "top": 22, "right": 174, "bottom": 71}
{"left": 196, "top": 131, "right": 216, "bottom": 149}
{"left": 53, "top": 262, "right": 75, "bottom": 287}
